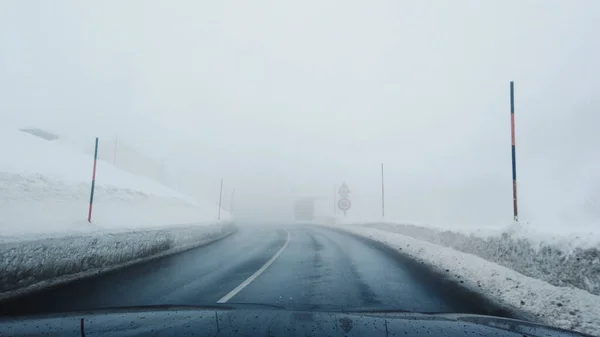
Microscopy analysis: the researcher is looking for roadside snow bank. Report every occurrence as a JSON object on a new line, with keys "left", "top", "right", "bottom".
{"left": 358, "top": 222, "right": 600, "bottom": 297}
{"left": 0, "top": 128, "right": 237, "bottom": 301}
{"left": 0, "top": 222, "right": 235, "bottom": 301}
{"left": 322, "top": 223, "right": 600, "bottom": 336}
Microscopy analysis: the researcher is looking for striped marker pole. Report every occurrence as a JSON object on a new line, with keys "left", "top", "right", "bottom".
{"left": 381, "top": 163, "right": 385, "bottom": 218}
{"left": 88, "top": 137, "right": 99, "bottom": 223}
{"left": 510, "top": 81, "right": 518, "bottom": 222}
{"left": 333, "top": 185, "right": 336, "bottom": 216}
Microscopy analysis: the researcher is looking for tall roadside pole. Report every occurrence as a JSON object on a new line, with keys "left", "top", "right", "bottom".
{"left": 381, "top": 163, "right": 385, "bottom": 218}
{"left": 88, "top": 137, "right": 99, "bottom": 223}
{"left": 333, "top": 185, "right": 337, "bottom": 216}
{"left": 510, "top": 81, "right": 519, "bottom": 222}
{"left": 218, "top": 178, "right": 223, "bottom": 220}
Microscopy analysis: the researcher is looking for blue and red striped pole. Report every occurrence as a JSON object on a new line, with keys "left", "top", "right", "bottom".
{"left": 510, "top": 81, "right": 518, "bottom": 222}
{"left": 88, "top": 137, "right": 99, "bottom": 223}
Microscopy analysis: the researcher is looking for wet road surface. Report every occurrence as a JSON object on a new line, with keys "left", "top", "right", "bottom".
{"left": 0, "top": 225, "right": 502, "bottom": 316}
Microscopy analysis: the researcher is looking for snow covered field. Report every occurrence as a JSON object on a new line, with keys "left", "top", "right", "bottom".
{"left": 322, "top": 223, "right": 600, "bottom": 335}
{"left": 0, "top": 127, "right": 234, "bottom": 297}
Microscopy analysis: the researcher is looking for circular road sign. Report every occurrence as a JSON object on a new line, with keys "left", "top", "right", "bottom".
{"left": 338, "top": 198, "right": 351, "bottom": 211}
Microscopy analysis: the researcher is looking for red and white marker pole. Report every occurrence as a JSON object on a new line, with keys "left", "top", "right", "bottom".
{"left": 88, "top": 137, "right": 99, "bottom": 223}
{"left": 510, "top": 82, "right": 518, "bottom": 222}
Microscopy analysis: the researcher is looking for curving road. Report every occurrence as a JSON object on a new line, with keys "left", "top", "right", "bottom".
{"left": 0, "top": 225, "right": 503, "bottom": 316}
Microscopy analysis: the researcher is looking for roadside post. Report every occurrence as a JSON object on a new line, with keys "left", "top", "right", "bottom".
{"left": 88, "top": 137, "right": 99, "bottom": 223}
{"left": 510, "top": 81, "right": 519, "bottom": 222}
{"left": 333, "top": 185, "right": 337, "bottom": 216}
{"left": 381, "top": 163, "right": 385, "bottom": 218}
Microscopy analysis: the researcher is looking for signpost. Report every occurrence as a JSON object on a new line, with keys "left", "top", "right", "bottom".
{"left": 337, "top": 182, "right": 351, "bottom": 216}
{"left": 381, "top": 163, "right": 385, "bottom": 218}
{"left": 88, "top": 137, "right": 99, "bottom": 223}
{"left": 510, "top": 81, "right": 519, "bottom": 222}
{"left": 333, "top": 185, "right": 336, "bottom": 216}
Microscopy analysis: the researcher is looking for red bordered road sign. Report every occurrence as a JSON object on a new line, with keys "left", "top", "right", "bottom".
{"left": 338, "top": 198, "right": 351, "bottom": 211}
{"left": 338, "top": 183, "right": 350, "bottom": 196}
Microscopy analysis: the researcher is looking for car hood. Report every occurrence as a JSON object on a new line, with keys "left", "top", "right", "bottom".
{"left": 0, "top": 304, "right": 590, "bottom": 337}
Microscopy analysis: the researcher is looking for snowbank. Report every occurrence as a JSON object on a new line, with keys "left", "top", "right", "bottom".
{"left": 0, "top": 127, "right": 236, "bottom": 299}
{"left": 356, "top": 222, "right": 600, "bottom": 297}
{"left": 0, "top": 127, "right": 230, "bottom": 239}
{"left": 0, "top": 222, "right": 235, "bottom": 300}
{"left": 321, "top": 223, "right": 600, "bottom": 336}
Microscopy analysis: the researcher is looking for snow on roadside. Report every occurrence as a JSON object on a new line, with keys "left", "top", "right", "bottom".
{"left": 352, "top": 222, "right": 600, "bottom": 297}
{"left": 0, "top": 127, "right": 236, "bottom": 299}
{"left": 338, "top": 217, "right": 600, "bottom": 252}
{"left": 0, "top": 128, "right": 229, "bottom": 239}
{"left": 321, "top": 223, "right": 600, "bottom": 336}
{"left": 0, "top": 223, "right": 235, "bottom": 300}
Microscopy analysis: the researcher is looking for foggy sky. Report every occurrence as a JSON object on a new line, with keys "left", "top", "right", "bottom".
{"left": 2, "top": 1, "right": 600, "bottom": 228}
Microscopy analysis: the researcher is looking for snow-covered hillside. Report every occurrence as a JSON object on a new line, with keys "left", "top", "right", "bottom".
{"left": 0, "top": 127, "right": 230, "bottom": 240}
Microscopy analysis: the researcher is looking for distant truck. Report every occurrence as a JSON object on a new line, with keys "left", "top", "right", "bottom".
{"left": 293, "top": 198, "right": 314, "bottom": 221}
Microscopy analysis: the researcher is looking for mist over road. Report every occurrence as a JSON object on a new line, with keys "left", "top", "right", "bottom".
{"left": 0, "top": 225, "right": 504, "bottom": 317}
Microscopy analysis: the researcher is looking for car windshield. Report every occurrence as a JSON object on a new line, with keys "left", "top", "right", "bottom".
{"left": 0, "top": 1, "right": 599, "bottom": 336}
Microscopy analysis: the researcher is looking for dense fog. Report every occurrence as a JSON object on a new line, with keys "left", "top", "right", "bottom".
{"left": 1, "top": 1, "right": 599, "bottom": 228}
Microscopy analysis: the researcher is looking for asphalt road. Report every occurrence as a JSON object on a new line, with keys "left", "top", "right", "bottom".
{"left": 0, "top": 225, "right": 505, "bottom": 317}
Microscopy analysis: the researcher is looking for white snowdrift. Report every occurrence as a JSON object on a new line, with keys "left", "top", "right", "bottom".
{"left": 321, "top": 223, "right": 600, "bottom": 336}
{"left": 0, "top": 127, "right": 235, "bottom": 299}
{"left": 356, "top": 222, "right": 600, "bottom": 297}
{"left": 0, "top": 223, "right": 235, "bottom": 300}
{"left": 0, "top": 127, "right": 230, "bottom": 239}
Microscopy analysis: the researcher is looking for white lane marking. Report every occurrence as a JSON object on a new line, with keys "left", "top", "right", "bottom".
{"left": 217, "top": 229, "right": 291, "bottom": 303}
